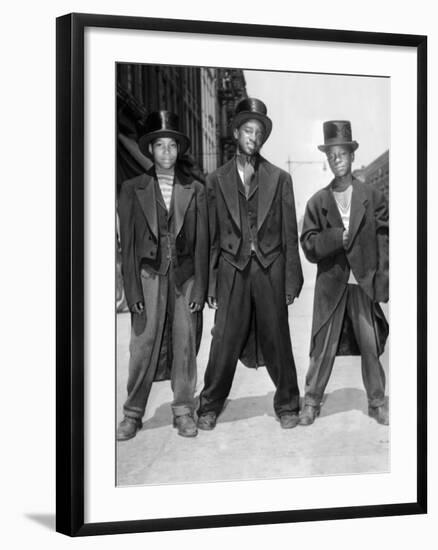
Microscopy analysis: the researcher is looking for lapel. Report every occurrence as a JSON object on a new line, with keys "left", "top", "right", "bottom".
{"left": 347, "top": 179, "right": 368, "bottom": 247}
{"left": 173, "top": 171, "right": 195, "bottom": 237}
{"left": 257, "top": 157, "right": 279, "bottom": 230}
{"left": 321, "top": 180, "right": 344, "bottom": 229}
{"left": 134, "top": 172, "right": 158, "bottom": 239}
{"left": 217, "top": 159, "right": 241, "bottom": 230}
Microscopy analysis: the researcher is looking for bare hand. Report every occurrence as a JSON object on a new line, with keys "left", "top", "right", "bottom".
{"left": 286, "top": 294, "right": 294, "bottom": 306}
{"left": 342, "top": 229, "right": 349, "bottom": 249}
{"left": 207, "top": 296, "right": 218, "bottom": 309}
{"left": 131, "top": 302, "right": 144, "bottom": 315}
{"left": 189, "top": 301, "right": 202, "bottom": 313}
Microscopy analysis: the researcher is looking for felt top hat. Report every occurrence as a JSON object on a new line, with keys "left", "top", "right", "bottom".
{"left": 231, "top": 97, "right": 273, "bottom": 142}
{"left": 318, "top": 120, "right": 359, "bottom": 152}
{"left": 138, "top": 111, "right": 190, "bottom": 158}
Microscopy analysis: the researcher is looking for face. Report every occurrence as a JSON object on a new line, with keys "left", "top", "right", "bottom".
{"left": 233, "top": 119, "right": 265, "bottom": 156}
{"left": 149, "top": 137, "right": 178, "bottom": 170}
{"left": 326, "top": 145, "right": 354, "bottom": 178}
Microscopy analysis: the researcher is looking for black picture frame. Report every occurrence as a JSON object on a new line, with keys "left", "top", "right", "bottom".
{"left": 56, "top": 12, "right": 427, "bottom": 537}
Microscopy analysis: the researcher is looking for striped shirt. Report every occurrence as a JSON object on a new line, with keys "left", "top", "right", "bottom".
{"left": 156, "top": 170, "right": 174, "bottom": 211}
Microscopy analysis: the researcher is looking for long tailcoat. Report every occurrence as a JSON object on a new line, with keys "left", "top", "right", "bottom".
{"left": 300, "top": 177, "right": 389, "bottom": 357}
{"left": 118, "top": 166, "right": 208, "bottom": 310}
{"left": 207, "top": 155, "right": 303, "bottom": 366}
{"left": 118, "top": 166, "right": 208, "bottom": 377}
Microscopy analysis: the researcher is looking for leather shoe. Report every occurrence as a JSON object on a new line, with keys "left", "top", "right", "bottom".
{"left": 117, "top": 416, "right": 143, "bottom": 441}
{"left": 279, "top": 413, "right": 299, "bottom": 429}
{"left": 197, "top": 411, "right": 217, "bottom": 431}
{"left": 299, "top": 405, "right": 320, "bottom": 426}
{"left": 368, "top": 405, "right": 389, "bottom": 425}
{"left": 173, "top": 414, "right": 198, "bottom": 437}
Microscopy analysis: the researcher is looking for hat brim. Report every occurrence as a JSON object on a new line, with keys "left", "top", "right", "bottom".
{"left": 318, "top": 140, "right": 359, "bottom": 152}
{"left": 232, "top": 112, "right": 273, "bottom": 143}
{"left": 139, "top": 130, "right": 191, "bottom": 158}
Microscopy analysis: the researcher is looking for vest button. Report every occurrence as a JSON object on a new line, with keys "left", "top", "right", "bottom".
{"left": 228, "top": 244, "right": 232, "bottom": 249}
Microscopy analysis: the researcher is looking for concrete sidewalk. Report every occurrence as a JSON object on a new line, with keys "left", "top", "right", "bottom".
{"left": 116, "top": 285, "right": 389, "bottom": 487}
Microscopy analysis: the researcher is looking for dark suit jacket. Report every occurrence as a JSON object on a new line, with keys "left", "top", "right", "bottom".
{"left": 207, "top": 155, "right": 303, "bottom": 299}
{"left": 207, "top": 155, "right": 303, "bottom": 368}
{"left": 118, "top": 166, "right": 208, "bottom": 310}
{"left": 301, "top": 178, "right": 389, "bottom": 356}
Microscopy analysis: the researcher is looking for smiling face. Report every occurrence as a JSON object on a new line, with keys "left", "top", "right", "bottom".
{"left": 233, "top": 119, "right": 265, "bottom": 157}
{"left": 149, "top": 137, "right": 179, "bottom": 170}
{"left": 326, "top": 145, "right": 354, "bottom": 178}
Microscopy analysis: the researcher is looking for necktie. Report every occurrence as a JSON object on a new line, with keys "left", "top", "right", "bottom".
{"left": 237, "top": 155, "right": 255, "bottom": 197}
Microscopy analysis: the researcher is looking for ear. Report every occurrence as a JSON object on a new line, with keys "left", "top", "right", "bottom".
{"left": 351, "top": 151, "right": 355, "bottom": 163}
{"left": 148, "top": 143, "right": 153, "bottom": 156}
{"left": 233, "top": 127, "right": 239, "bottom": 141}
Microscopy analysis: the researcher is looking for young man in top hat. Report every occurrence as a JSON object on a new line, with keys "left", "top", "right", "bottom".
{"left": 299, "top": 120, "right": 389, "bottom": 426}
{"left": 197, "top": 97, "right": 303, "bottom": 430}
{"left": 117, "top": 111, "right": 208, "bottom": 440}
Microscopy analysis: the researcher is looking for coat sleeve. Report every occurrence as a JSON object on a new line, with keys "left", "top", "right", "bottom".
{"left": 118, "top": 181, "right": 143, "bottom": 309}
{"left": 300, "top": 197, "right": 345, "bottom": 263}
{"left": 282, "top": 173, "right": 304, "bottom": 299}
{"left": 189, "top": 182, "right": 209, "bottom": 305}
{"left": 373, "top": 189, "right": 389, "bottom": 303}
{"left": 206, "top": 174, "right": 220, "bottom": 299}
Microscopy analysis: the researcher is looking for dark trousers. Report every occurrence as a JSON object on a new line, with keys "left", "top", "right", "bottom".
{"left": 123, "top": 268, "right": 198, "bottom": 420}
{"left": 304, "top": 284, "right": 386, "bottom": 408}
{"left": 198, "top": 254, "right": 300, "bottom": 417}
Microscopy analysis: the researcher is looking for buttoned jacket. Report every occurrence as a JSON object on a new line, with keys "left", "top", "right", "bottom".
{"left": 207, "top": 155, "right": 303, "bottom": 299}
{"left": 118, "top": 166, "right": 208, "bottom": 310}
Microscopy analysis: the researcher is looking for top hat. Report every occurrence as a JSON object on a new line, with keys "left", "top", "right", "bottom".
{"left": 231, "top": 98, "right": 273, "bottom": 142}
{"left": 318, "top": 120, "right": 359, "bottom": 152}
{"left": 138, "top": 111, "right": 190, "bottom": 158}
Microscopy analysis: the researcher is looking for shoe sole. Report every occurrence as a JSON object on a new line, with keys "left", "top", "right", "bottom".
{"left": 280, "top": 422, "right": 299, "bottom": 429}
{"left": 176, "top": 430, "right": 198, "bottom": 437}
{"left": 117, "top": 420, "right": 142, "bottom": 441}
{"left": 276, "top": 415, "right": 299, "bottom": 429}
{"left": 197, "top": 421, "right": 217, "bottom": 431}
{"left": 368, "top": 408, "right": 389, "bottom": 425}
{"left": 298, "top": 409, "right": 320, "bottom": 426}
{"left": 173, "top": 417, "right": 198, "bottom": 437}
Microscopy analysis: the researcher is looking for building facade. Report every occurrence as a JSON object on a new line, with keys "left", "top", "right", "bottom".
{"left": 216, "top": 68, "right": 248, "bottom": 164}
{"left": 200, "top": 68, "right": 219, "bottom": 174}
{"left": 116, "top": 63, "right": 247, "bottom": 311}
{"left": 117, "top": 63, "right": 247, "bottom": 184}
{"left": 353, "top": 150, "right": 389, "bottom": 202}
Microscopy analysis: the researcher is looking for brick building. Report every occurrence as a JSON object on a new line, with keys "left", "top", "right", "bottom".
{"left": 353, "top": 150, "right": 389, "bottom": 202}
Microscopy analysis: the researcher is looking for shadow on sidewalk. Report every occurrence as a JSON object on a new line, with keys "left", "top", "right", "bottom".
{"left": 139, "top": 388, "right": 389, "bottom": 432}
{"left": 141, "top": 393, "right": 277, "bottom": 431}
{"left": 321, "top": 388, "right": 389, "bottom": 417}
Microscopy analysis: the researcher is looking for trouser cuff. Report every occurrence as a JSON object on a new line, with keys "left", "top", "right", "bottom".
{"left": 172, "top": 404, "right": 195, "bottom": 417}
{"left": 303, "top": 395, "right": 322, "bottom": 408}
{"left": 368, "top": 398, "right": 386, "bottom": 408}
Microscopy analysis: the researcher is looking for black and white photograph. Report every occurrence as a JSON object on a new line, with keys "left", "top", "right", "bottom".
{"left": 2, "top": 0, "right": 434, "bottom": 546}
{"left": 53, "top": 11, "right": 426, "bottom": 538}
{"left": 115, "top": 63, "right": 390, "bottom": 487}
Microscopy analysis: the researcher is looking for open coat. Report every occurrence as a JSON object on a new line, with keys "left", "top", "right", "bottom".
{"left": 118, "top": 166, "right": 208, "bottom": 379}
{"left": 300, "top": 178, "right": 389, "bottom": 357}
{"left": 207, "top": 155, "right": 303, "bottom": 367}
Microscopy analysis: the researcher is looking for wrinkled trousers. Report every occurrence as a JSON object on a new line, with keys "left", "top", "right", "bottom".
{"left": 123, "top": 268, "right": 198, "bottom": 420}
{"left": 304, "top": 284, "right": 386, "bottom": 408}
{"left": 198, "top": 255, "right": 300, "bottom": 417}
